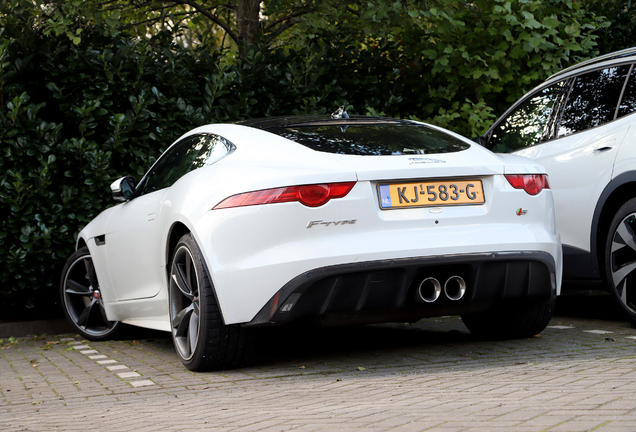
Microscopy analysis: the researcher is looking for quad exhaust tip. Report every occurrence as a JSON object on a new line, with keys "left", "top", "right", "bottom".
{"left": 417, "top": 277, "right": 441, "bottom": 303}
{"left": 444, "top": 276, "right": 466, "bottom": 301}
{"left": 416, "top": 275, "right": 466, "bottom": 302}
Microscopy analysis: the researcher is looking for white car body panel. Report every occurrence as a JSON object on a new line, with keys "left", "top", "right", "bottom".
{"left": 612, "top": 123, "right": 636, "bottom": 180}
{"left": 103, "top": 189, "right": 168, "bottom": 301}
{"left": 514, "top": 120, "right": 630, "bottom": 253}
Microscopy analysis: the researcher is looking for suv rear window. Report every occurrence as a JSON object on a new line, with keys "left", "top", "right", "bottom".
{"left": 558, "top": 65, "right": 630, "bottom": 137}
{"left": 267, "top": 123, "right": 470, "bottom": 155}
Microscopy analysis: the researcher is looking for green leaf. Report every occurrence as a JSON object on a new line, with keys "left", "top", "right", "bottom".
{"left": 542, "top": 16, "right": 560, "bottom": 29}
{"left": 528, "top": 36, "right": 542, "bottom": 48}
{"left": 436, "top": 56, "right": 449, "bottom": 66}
{"left": 421, "top": 49, "right": 437, "bottom": 59}
{"left": 565, "top": 23, "right": 581, "bottom": 37}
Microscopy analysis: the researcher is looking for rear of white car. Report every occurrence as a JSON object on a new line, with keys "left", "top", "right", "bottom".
{"left": 191, "top": 120, "right": 561, "bottom": 331}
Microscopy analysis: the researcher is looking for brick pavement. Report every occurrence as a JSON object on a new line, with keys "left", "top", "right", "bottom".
{"left": 2, "top": 313, "right": 636, "bottom": 431}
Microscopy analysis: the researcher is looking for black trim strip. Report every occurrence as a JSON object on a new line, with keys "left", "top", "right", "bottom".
{"left": 615, "top": 63, "right": 635, "bottom": 120}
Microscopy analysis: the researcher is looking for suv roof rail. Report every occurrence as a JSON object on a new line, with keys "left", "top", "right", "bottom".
{"left": 548, "top": 46, "right": 636, "bottom": 80}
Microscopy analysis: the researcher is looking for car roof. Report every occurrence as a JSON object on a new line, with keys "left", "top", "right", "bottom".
{"left": 548, "top": 46, "right": 636, "bottom": 80}
{"left": 234, "top": 115, "right": 419, "bottom": 129}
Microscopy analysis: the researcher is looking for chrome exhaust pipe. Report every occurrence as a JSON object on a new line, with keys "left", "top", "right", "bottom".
{"left": 444, "top": 276, "right": 466, "bottom": 301}
{"left": 417, "top": 277, "right": 441, "bottom": 303}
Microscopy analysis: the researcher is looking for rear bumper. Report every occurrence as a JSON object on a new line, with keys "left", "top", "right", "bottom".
{"left": 244, "top": 250, "right": 557, "bottom": 327}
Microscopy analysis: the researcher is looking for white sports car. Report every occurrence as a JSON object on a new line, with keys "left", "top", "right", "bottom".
{"left": 61, "top": 112, "right": 562, "bottom": 371}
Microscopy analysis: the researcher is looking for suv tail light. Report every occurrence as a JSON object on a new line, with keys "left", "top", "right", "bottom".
{"left": 214, "top": 182, "right": 356, "bottom": 209}
{"left": 505, "top": 174, "right": 550, "bottom": 196}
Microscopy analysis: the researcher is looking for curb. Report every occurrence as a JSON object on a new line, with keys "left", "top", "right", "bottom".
{"left": 0, "top": 318, "right": 74, "bottom": 338}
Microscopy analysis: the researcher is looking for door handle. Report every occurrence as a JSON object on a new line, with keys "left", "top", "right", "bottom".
{"left": 593, "top": 146, "right": 613, "bottom": 154}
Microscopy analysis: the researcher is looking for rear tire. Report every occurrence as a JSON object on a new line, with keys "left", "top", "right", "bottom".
{"left": 461, "top": 295, "right": 555, "bottom": 340}
{"left": 605, "top": 198, "right": 636, "bottom": 325}
{"left": 169, "top": 233, "right": 253, "bottom": 371}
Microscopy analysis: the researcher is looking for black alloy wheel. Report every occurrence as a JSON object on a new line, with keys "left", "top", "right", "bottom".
{"left": 169, "top": 242, "right": 202, "bottom": 362}
{"left": 606, "top": 198, "right": 636, "bottom": 325}
{"left": 169, "top": 233, "right": 253, "bottom": 371}
{"left": 60, "top": 247, "right": 123, "bottom": 340}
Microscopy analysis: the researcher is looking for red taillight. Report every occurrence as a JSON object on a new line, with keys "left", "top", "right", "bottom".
{"left": 298, "top": 184, "right": 329, "bottom": 207}
{"left": 505, "top": 174, "right": 550, "bottom": 196}
{"left": 214, "top": 182, "right": 356, "bottom": 209}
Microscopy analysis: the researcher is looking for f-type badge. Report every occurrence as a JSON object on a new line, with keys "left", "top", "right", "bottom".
{"left": 516, "top": 208, "right": 528, "bottom": 216}
{"left": 307, "top": 219, "right": 356, "bottom": 228}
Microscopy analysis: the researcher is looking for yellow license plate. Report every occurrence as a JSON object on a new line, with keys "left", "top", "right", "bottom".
{"left": 378, "top": 180, "right": 485, "bottom": 209}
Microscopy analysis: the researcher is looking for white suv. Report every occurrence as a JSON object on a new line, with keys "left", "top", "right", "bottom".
{"left": 480, "top": 47, "right": 636, "bottom": 325}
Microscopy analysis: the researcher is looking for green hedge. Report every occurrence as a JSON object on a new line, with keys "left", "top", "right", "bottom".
{"left": 0, "top": 0, "right": 613, "bottom": 319}
{"left": 0, "top": 36, "right": 209, "bottom": 318}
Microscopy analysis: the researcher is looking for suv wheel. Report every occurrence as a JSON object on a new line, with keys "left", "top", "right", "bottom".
{"left": 605, "top": 198, "right": 636, "bottom": 325}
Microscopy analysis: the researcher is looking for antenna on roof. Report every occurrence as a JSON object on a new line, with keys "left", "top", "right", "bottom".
{"left": 331, "top": 105, "right": 349, "bottom": 119}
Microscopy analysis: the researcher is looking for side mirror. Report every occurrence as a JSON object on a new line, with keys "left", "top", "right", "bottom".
{"left": 111, "top": 176, "right": 136, "bottom": 202}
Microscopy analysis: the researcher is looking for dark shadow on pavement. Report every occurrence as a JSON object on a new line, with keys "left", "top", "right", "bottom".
{"left": 555, "top": 283, "right": 622, "bottom": 321}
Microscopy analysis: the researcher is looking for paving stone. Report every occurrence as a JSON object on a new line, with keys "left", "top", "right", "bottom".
{"left": 106, "top": 365, "right": 129, "bottom": 371}
{"left": 118, "top": 372, "right": 142, "bottom": 378}
{"left": 129, "top": 380, "right": 156, "bottom": 387}
{"left": 90, "top": 355, "right": 108, "bottom": 360}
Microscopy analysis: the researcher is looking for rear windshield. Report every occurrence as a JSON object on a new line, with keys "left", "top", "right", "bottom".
{"left": 267, "top": 123, "right": 470, "bottom": 155}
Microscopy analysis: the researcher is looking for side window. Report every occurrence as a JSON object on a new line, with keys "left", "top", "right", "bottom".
{"left": 190, "top": 135, "right": 235, "bottom": 170}
{"left": 487, "top": 82, "right": 566, "bottom": 153}
{"left": 140, "top": 134, "right": 235, "bottom": 195}
{"left": 617, "top": 64, "right": 636, "bottom": 118}
{"left": 558, "top": 65, "right": 630, "bottom": 137}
